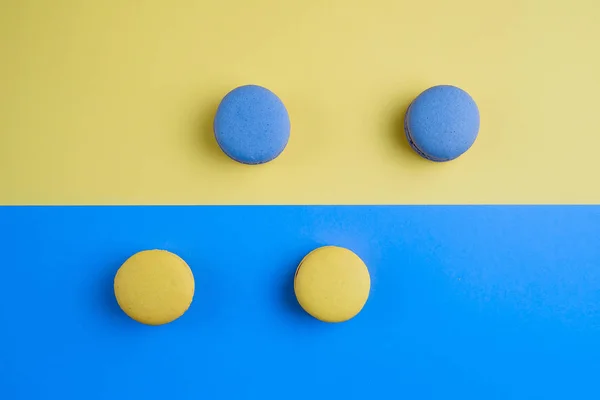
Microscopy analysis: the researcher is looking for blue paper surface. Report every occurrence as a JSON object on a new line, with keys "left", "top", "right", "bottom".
{"left": 1, "top": 206, "right": 599, "bottom": 399}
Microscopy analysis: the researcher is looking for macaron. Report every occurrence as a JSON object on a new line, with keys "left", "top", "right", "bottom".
{"left": 114, "top": 249, "right": 195, "bottom": 325}
{"left": 404, "top": 85, "right": 480, "bottom": 161}
{"left": 214, "top": 85, "right": 291, "bottom": 164}
{"left": 294, "top": 246, "right": 371, "bottom": 323}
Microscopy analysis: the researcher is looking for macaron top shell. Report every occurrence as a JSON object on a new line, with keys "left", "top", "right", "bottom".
{"left": 214, "top": 85, "right": 291, "bottom": 164}
{"left": 114, "top": 249, "right": 195, "bottom": 326}
{"left": 294, "top": 246, "right": 371, "bottom": 323}
{"left": 405, "top": 85, "right": 480, "bottom": 161}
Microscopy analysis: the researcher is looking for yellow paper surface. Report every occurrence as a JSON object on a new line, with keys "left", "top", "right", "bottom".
{"left": 1, "top": 0, "right": 598, "bottom": 204}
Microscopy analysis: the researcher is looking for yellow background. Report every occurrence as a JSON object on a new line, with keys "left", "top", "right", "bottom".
{"left": 1, "top": 0, "right": 599, "bottom": 205}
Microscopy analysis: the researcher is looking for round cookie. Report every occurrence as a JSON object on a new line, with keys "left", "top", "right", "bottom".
{"left": 214, "top": 85, "right": 291, "bottom": 164}
{"left": 294, "top": 246, "right": 370, "bottom": 323}
{"left": 114, "top": 249, "right": 195, "bottom": 325}
{"left": 404, "top": 85, "right": 480, "bottom": 161}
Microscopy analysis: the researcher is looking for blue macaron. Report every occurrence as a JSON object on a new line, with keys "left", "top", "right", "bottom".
{"left": 214, "top": 85, "right": 291, "bottom": 165}
{"left": 404, "top": 85, "right": 480, "bottom": 162}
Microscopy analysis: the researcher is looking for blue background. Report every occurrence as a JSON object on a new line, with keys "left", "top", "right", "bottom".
{"left": 1, "top": 206, "right": 599, "bottom": 399}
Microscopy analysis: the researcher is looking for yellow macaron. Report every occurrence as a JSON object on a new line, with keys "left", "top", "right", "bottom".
{"left": 294, "top": 246, "right": 371, "bottom": 323}
{"left": 114, "top": 249, "right": 195, "bottom": 325}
